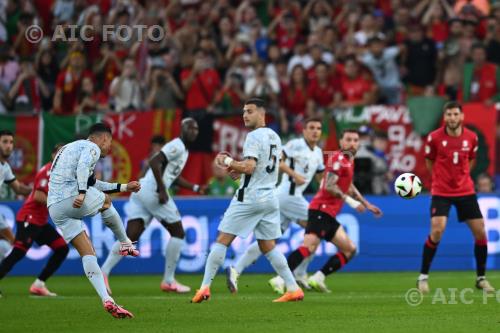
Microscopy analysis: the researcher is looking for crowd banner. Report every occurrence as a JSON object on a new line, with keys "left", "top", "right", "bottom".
{"left": 1, "top": 195, "right": 499, "bottom": 276}
{"left": 333, "top": 104, "right": 496, "bottom": 187}
{"left": 40, "top": 109, "right": 181, "bottom": 183}
{"left": 0, "top": 103, "right": 494, "bottom": 186}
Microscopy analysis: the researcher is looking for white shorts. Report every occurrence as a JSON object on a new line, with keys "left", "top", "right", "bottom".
{"left": 218, "top": 198, "right": 281, "bottom": 240}
{"left": 48, "top": 187, "right": 105, "bottom": 243}
{"left": 0, "top": 214, "right": 9, "bottom": 230}
{"left": 127, "top": 187, "right": 181, "bottom": 227}
{"left": 278, "top": 194, "right": 309, "bottom": 232}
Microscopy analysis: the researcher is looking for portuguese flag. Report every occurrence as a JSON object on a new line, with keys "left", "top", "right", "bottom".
{"left": 0, "top": 114, "right": 40, "bottom": 183}
{"left": 41, "top": 109, "right": 182, "bottom": 183}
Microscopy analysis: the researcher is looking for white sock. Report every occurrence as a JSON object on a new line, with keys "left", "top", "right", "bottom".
{"left": 312, "top": 270, "right": 325, "bottom": 281}
{"left": 234, "top": 241, "right": 261, "bottom": 274}
{"left": 101, "top": 205, "right": 129, "bottom": 243}
{"left": 163, "top": 237, "right": 184, "bottom": 283}
{"left": 0, "top": 239, "right": 12, "bottom": 261}
{"left": 201, "top": 243, "right": 227, "bottom": 287}
{"left": 33, "top": 278, "right": 45, "bottom": 287}
{"left": 418, "top": 274, "right": 429, "bottom": 281}
{"left": 82, "top": 255, "right": 113, "bottom": 302}
{"left": 264, "top": 248, "right": 299, "bottom": 292}
{"left": 294, "top": 254, "right": 314, "bottom": 277}
{"left": 101, "top": 241, "right": 122, "bottom": 276}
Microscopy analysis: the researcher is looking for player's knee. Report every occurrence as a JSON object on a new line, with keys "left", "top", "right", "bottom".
{"left": 431, "top": 229, "right": 444, "bottom": 242}
{"left": 50, "top": 238, "right": 69, "bottom": 256}
{"left": 306, "top": 243, "right": 318, "bottom": 254}
{"left": 166, "top": 222, "right": 185, "bottom": 239}
{"left": 258, "top": 241, "right": 275, "bottom": 254}
{"left": 170, "top": 228, "right": 185, "bottom": 239}
{"left": 126, "top": 219, "right": 144, "bottom": 242}
{"left": 345, "top": 244, "right": 357, "bottom": 259}
{"left": 12, "top": 240, "right": 28, "bottom": 254}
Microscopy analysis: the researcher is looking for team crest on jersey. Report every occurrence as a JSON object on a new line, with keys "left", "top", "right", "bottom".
{"left": 442, "top": 140, "right": 447, "bottom": 147}
{"left": 463, "top": 140, "right": 468, "bottom": 147}
{"left": 304, "top": 164, "right": 309, "bottom": 173}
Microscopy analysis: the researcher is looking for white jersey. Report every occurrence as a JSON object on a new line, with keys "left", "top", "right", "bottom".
{"left": 277, "top": 138, "right": 325, "bottom": 197}
{"left": 236, "top": 127, "right": 281, "bottom": 203}
{"left": 48, "top": 140, "right": 120, "bottom": 207}
{"left": 141, "top": 138, "right": 189, "bottom": 190}
{"left": 0, "top": 161, "right": 15, "bottom": 187}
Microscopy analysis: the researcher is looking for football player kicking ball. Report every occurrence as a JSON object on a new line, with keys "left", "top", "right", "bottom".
{"left": 48, "top": 123, "right": 141, "bottom": 318}
{"left": 192, "top": 98, "right": 303, "bottom": 303}
{"left": 417, "top": 101, "right": 494, "bottom": 293}
{"left": 269, "top": 129, "right": 382, "bottom": 293}
{"left": 0, "top": 144, "right": 69, "bottom": 297}
{"left": 227, "top": 117, "right": 325, "bottom": 292}
{"left": 102, "top": 118, "right": 205, "bottom": 294}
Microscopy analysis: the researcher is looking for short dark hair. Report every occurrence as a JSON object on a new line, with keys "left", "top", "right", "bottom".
{"left": 0, "top": 129, "right": 14, "bottom": 138}
{"left": 304, "top": 117, "right": 322, "bottom": 127}
{"left": 471, "top": 42, "right": 486, "bottom": 52}
{"left": 315, "top": 61, "right": 329, "bottom": 69}
{"left": 151, "top": 135, "right": 166, "bottom": 145}
{"left": 88, "top": 123, "right": 112, "bottom": 136}
{"left": 368, "top": 36, "right": 384, "bottom": 45}
{"left": 443, "top": 101, "right": 463, "bottom": 113}
{"left": 340, "top": 128, "right": 359, "bottom": 138}
{"left": 244, "top": 97, "right": 266, "bottom": 109}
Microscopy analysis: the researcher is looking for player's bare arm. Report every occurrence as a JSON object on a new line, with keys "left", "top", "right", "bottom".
{"left": 325, "top": 172, "right": 365, "bottom": 213}
{"left": 149, "top": 151, "right": 169, "bottom": 204}
{"left": 349, "top": 183, "right": 383, "bottom": 217}
{"left": 8, "top": 179, "right": 32, "bottom": 196}
{"left": 217, "top": 153, "right": 257, "bottom": 175}
{"left": 174, "top": 176, "right": 207, "bottom": 194}
{"left": 324, "top": 172, "right": 344, "bottom": 198}
{"left": 279, "top": 158, "right": 306, "bottom": 185}
{"left": 0, "top": 227, "right": 15, "bottom": 244}
{"left": 314, "top": 171, "right": 324, "bottom": 183}
{"left": 33, "top": 190, "right": 48, "bottom": 205}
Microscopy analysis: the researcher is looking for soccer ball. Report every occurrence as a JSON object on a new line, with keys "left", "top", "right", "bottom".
{"left": 394, "top": 173, "right": 422, "bottom": 199}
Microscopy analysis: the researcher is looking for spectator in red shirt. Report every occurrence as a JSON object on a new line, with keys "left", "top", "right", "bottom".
{"left": 460, "top": 43, "right": 500, "bottom": 104}
{"left": 181, "top": 50, "right": 221, "bottom": 112}
{"left": 53, "top": 51, "right": 93, "bottom": 115}
{"left": 269, "top": 11, "right": 300, "bottom": 56}
{"left": 75, "top": 76, "right": 109, "bottom": 114}
{"left": 280, "top": 64, "right": 308, "bottom": 134}
{"left": 93, "top": 42, "right": 123, "bottom": 94}
{"left": 307, "top": 61, "right": 337, "bottom": 117}
{"left": 335, "top": 56, "right": 376, "bottom": 108}
{"left": 12, "top": 12, "right": 38, "bottom": 58}
{"left": 179, "top": 50, "right": 221, "bottom": 194}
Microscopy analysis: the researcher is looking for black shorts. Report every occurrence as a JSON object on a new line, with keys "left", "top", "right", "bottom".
{"left": 431, "top": 195, "right": 483, "bottom": 222}
{"left": 305, "top": 209, "right": 341, "bottom": 240}
{"left": 14, "top": 221, "right": 66, "bottom": 252}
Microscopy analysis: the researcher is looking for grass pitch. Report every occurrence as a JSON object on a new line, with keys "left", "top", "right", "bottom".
{"left": 1, "top": 272, "right": 499, "bottom": 333}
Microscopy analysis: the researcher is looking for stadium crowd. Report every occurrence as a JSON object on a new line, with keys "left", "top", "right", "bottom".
{"left": 0, "top": 0, "right": 499, "bottom": 194}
